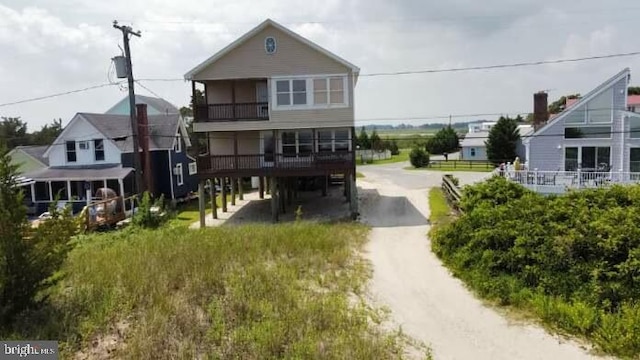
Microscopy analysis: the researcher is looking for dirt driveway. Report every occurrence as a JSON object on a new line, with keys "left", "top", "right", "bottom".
{"left": 357, "top": 165, "right": 599, "bottom": 360}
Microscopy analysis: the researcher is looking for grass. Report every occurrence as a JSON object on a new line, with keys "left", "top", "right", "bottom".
{"left": 357, "top": 149, "right": 410, "bottom": 166}
{"left": 9, "top": 223, "right": 418, "bottom": 359}
{"left": 169, "top": 193, "right": 241, "bottom": 227}
{"left": 428, "top": 188, "right": 455, "bottom": 227}
{"left": 356, "top": 172, "right": 365, "bottom": 178}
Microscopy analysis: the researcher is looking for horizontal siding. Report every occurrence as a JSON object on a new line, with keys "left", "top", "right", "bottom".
{"left": 461, "top": 146, "right": 487, "bottom": 161}
{"left": 528, "top": 117, "right": 565, "bottom": 171}
{"left": 193, "top": 25, "right": 350, "bottom": 80}
{"left": 205, "top": 80, "right": 260, "bottom": 103}
{"left": 209, "top": 131, "right": 260, "bottom": 155}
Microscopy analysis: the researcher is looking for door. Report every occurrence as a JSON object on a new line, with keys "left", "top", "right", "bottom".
{"left": 256, "top": 82, "right": 268, "bottom": 118}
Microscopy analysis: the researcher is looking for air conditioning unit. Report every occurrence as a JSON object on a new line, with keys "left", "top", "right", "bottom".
{"left": 78, "top": 141, "right": 89, "bottom": 150}
{"left": 173, "top": 166, "right": 181, "bottom": 175}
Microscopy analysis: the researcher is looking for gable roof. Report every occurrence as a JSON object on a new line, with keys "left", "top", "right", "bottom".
{"left": 105, "top": 95, "right": 179, "bottom": 115}
{"left": 10, "top": 145, "right": 48, "bottom": 166}
{"left": 524, "top": 68, "right": 630, "bottom": 144}
{"left": 184, "top": 19, "right": 360, "bottom": 80}
{"left": 460, "top": 131, "right": 488, "bottom": 147}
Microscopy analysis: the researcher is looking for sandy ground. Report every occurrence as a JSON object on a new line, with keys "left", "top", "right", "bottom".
{"left": 357, "top": 165, "right": 601, "bottom": 360}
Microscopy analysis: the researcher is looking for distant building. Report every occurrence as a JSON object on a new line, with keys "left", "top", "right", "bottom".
{"left": 7, "top": 145, "right": 48, "bottom": 174}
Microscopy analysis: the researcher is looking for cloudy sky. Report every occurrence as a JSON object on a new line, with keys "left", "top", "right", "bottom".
{"left": 2, "top": 0, "right": 640, "bottom": 131}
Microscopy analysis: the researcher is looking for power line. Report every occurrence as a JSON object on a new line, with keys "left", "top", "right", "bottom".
{"left": 0, "top": 83, "right": 123, "bottom": 108}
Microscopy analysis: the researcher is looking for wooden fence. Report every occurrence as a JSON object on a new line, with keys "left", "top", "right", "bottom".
{"left": 441, "top": 174, "right": 463, "bottom": 212}
{"left": 429, "top": 160, "right": 495, "bottom": 170}
{"left": 80, "top": 195, "right": 138, "bottom": 231}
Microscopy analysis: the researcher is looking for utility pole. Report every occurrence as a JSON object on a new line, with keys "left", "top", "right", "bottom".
{"left": 448, "top": 114, "right": 452, "bottom": 127}
{"left": 113, "top": 20, "right": 143, "bottom": 194}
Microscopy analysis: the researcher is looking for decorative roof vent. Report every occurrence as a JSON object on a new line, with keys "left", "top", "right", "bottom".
{"left": 265, "top": 36, "right": 276, "bottom": 54}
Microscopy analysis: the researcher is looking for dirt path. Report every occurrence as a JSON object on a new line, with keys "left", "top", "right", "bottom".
{"left": 358, "top": 176, "right": 599, "bottom": 360}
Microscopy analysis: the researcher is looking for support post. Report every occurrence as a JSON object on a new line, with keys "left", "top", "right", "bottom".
{"left": 349, "top": 173, "right": 358, "bottom": 219}
{"left": 322, "top": 175, "right": 328, "bottom": 197}
{"left": 270, "top": 177, "right": 278, "bottom": 223}
{"left": 259, "top": 176, "right": 265, "bottom": 199}
{"left": 238, "top": 177, "right": 244, "bottom": 200}
{"left": 287, "top": 178, "right": 293, "bottom": 206}
{"left": 210, "top": 179, "right": 217, "bottom": 219}
{"left": 344, "top": 172, "right": 350, "bottom": 202}
{"left": 231, "top": 177, "right": 236, "bottom": 206}
{"left": 280, "top": 178, "right": 286, "bottom": 214}
{"left": 221, "top": 177, "right": 228, "bottom": 212}
{"left": 198, "top": 181, "right": 205, "bottom": 228}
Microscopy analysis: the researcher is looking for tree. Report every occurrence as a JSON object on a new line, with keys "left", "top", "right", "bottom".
{"left": 30, "top": 118, "right": 63, "bottom": 146}
{"left": 357, "top": 127, "right": 370, "bottom": 150}
{"left": 409, "top": 147, "right": 430, "bottom": 168}
{"left": 369, "top": 128, "right": 383, "bottom": 151}
{"left": 629, "top": 87, "right": 640, "bottom": 95}
{"left": 0, "top": 117, "right": 28, "bottom": 149}
{"left": 182, "top": 89, "right": 206, "bottom": 156}
{"left": 485, "top": 116, "right": 520, "bottom": 164}
{"left": 425, "top": 126, "right": 459, "bottom": 154}
{"left": 548, "top": 94, "right": 581, "bottom": 114}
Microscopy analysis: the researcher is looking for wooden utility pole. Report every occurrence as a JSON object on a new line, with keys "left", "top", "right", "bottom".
{"left": 113, "top": 21, "right": 143, "bottom": 194}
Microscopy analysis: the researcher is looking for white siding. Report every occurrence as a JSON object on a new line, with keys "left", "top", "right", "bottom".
{"left": 47, "top": 116, "right": 121, "bottom": 167}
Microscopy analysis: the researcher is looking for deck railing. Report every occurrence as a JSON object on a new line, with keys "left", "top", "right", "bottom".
{"left": 194, "top": 102, "right": 269, "bottom": 122}
{"left": 501, "top": 170, "right": 640, "bottom": 192}
{"left": 197, "top": 152, "right": 354, "bottom": 175}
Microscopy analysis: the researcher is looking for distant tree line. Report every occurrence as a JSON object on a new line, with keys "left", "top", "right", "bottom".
{"left": 356, "top": 127, "right": 400, "bottom": 155}
{"left": 0, "top": 117, "right": 63, "bottom": 149}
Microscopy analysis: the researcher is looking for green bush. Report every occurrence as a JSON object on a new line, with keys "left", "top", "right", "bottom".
{"left": 431, "top": 180, "right": 640, "bottom": 357}
{"left": 132, "top": 192, "right": 167, "bottom": 229}
{"left": 409, "top": 147, "right": 430, "bottom": 168}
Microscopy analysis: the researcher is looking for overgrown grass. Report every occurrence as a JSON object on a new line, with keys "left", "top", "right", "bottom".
{"left": 9, "top": 223, "right": 415, "bottom": 359}
{"left": 169, "top": 194, "right": 241, "bottom": 227}
{"left": 428, "top": 188, "right": 454, "bottom": 227}
{"left": 431, "top": 177, "right": 640, "bottom": 358}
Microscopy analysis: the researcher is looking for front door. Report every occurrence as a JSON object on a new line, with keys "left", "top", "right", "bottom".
{"left": 256, "top": 82, "right": 268, "bottom": 118}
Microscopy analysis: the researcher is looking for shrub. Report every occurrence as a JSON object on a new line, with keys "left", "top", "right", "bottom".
{"left": 431, "top": 180, "right": 640, "bottom": 357}
{"left": 132, "top": 192, "right": 167, "bottom": 229}
{"left": 409, "top": 147, "right": 430, "bottom": 168}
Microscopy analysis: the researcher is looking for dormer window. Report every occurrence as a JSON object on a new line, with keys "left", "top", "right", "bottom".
{"left": 94, "top": 139, "right": 105, "bottom": 161}
{"left": 66, "top": 141, "right": 77, "bottom": 163}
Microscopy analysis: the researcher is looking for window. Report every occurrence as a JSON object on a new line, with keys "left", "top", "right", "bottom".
{"left": 298, "top": 130, "right": 313, "bottom": 156}
{"left": 314, "top": 79, "right": 328, "bottom": 105}
{"left": 188, "top": 162, "right": 197, "bottom": 175}
{"left": 282, "top": 131, "right": 296, "bottom": 157}
{"left": 313, "top": 77, "right": 346, "bottom": 105}
{"left": 175, "top": 136, "right": 182, "bottom": 153}
{"left": 630, "top": 117, "right": 640, "bottom": 138}
{"left": 587, "top": 88, "right": 612, "bottom": 123}
{"left": 66, "top": 141, "right": 77, "bottom": 162}
{"left": 276, "top": 79, "right": 307, "bottom": 106}
{"left": 334, "top": 129, "right": 350, "bottom": 151}
{"left": 564, "top": 126, "right": 611, "bottom": 139}
{"left": 329, "top": 77, "right": 345, "bottom": 104}
{"left": 94, "top": 139, "right": 105, "bottom": 161}
{"left": 175, "top": 163, "right": 184, "bottom": 186}
{"left": 628, "top": 106, "right": 636, "bottom": 112}
{"left": 565, "top": 147, "right": 578, "bottom": 171}
{"left": 263, "top": 132, "right": 275, "bottom": 162}
{"left": 470, "top": 148, "right": 476, "bottom": 157}
{"left": 631, "top": 148, "right": 640, "bottom": 172}
{"left": 318, "top": 130, "right": 333, "bottom": 152}
{"left": 564, "top": 105, "right": 586, "bottom": 124}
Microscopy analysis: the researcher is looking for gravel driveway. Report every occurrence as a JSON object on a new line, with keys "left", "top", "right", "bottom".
{"left": 357, "top": 162, "right": 599, "bottom": 360}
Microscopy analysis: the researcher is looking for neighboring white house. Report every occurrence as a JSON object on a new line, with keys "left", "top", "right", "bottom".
{"left": 524, "top": 68, "right": 635, "bottom": 173}
{"left": 461, "top": 124, "right": 532, "bottom": 161}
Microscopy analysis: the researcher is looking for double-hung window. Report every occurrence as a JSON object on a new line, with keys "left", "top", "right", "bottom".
{"left": 66, "top": 141, "right": 77, "bottom": 163}
{"left": 313, "top": 77, "right": 346, "bottom": 106}
{"left": 274, "top": 76, "right": 347, "bottom": 109}
{"left": 94, "top": 139, "right": 105, "bottom": 161}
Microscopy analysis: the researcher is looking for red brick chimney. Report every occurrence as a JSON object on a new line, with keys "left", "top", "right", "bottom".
{"left": 533, "top": 91, "right": 549, "bottom": 131}
{"left": 136, "top": 103, "right": 153, "bottom": 194}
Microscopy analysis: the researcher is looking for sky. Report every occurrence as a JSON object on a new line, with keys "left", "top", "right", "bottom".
{"left": 2, "top": 0, "right": 640, "bottom": 131}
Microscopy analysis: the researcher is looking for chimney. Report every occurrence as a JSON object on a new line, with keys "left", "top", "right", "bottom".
{"left": 533, "top": 91, "right": 549, "bottom": 131}
{"left": 136, "top": 103, "right": 153, "bottom": 194}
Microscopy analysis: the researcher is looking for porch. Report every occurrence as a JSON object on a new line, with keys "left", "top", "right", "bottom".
{"left": 193, "top": 79, "right": 269, "bottom": 122}
{"left": 501, "top": 170, "right": 640, "bottom": 194}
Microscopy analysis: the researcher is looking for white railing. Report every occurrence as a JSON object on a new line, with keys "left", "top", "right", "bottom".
{"left": 500, "top": 170, "right": 640, "bottom": 193}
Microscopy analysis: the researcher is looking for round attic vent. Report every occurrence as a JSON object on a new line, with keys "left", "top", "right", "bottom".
{"left": 265, "top": 36, "right": 276, "bottom": 54}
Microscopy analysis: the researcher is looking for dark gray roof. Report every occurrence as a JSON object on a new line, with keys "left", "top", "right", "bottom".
{"left": 14, "top": 145, "right": 48, "bottom": 165}
{"left": 106, "top": 95, "right": 179, "bottom": 115}
{"left": 79, "top": 113, "right": 180, "bottom": 152}
{"left": 23, "top": 164, "right": 133, "bottom": 181}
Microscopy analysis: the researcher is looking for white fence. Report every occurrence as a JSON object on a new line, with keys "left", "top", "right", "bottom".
{"left": 356, "top": 149, "right": 392, "bottom": 163}
{"left": 500, "top": 170, "right": 640, "bottom": 194}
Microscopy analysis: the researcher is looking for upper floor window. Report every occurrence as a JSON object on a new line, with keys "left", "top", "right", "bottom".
{"left": 564, "top": 126, "right": 612, "bottom": 139}
{"left": 273, "top": 75, "right": 348, "bottom": 110}
{"left": 94, "top": 139, "right": 105, "bottom": 161}
{"left": 66, "top": 141, "right": 77, "bottom": 162}
{"left": 630, "top": 117, "right": 640, "bottom": 138}
{"left": 175, "top": 136, "right": 182, "bottom": 153}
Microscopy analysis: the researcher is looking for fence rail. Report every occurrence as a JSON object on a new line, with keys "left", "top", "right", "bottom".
{"left": 430, "top": 160, "right": 495, "bottom": 170}
{"left": 441, "top": 174, "right": 463, "bottom": 211}
{"left": 197, "top": 152, "right": 354, "bottom": 175}
{"left": 501, "top": 170, "right": 640, "bottom": 190}
{"left": 194, "top": 102, "right": 269, "bottom": 122}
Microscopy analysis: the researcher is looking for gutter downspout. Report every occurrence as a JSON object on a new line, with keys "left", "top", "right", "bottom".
{"left": 167, "top": 150, "right": 175, "bottom": 201}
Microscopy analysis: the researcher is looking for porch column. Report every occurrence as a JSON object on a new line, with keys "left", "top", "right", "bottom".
{"left": 231, "top": 80, "right": 236, "bottom": 120}
{"left": 270, "top": 177, "right": 278, "bottom": 223}
{"left": 322, "top": 175, "right": 328, "bottom": 197}
{"left": 30, "top": 183, "right": 35, "bottom": 203}
{"left": 103, "top": 179, "right": 107, "bottom": 190}
{"left": 349, "top": 173, "right": 358, "bottom": 219}
{"left": 238, "top": 177, "right": 244, "bottom": 200}
{"left": 48, "top": 181, "right": 53, "bottom": 202}
{"left": 67, "top": 181, "right": 72, "bottom": 201}
{"left": 119, "top": 178, "right": 125, "bottom": 212}
{"left": 230, "top": 177, "right": 236, "bottom": 206}
{"left": 221, "top": 177, "right": 228, "bottom": 212}
{"left": 210, "top": 179, "right": 218, "bottom": 219}
{"left": 344, "top": 172, "right": 350, "bottom": 200}
{"left": 280, "top": 178, "right": 286, "bottom": 214}
{"left": 287, "top": 178, "right": 293, "bottom": 206}
{"left": 259, "top": 176, "right": 264, "bottom": 199}
{"left": 198, "top": 181, "right": 205, "bottom": 228}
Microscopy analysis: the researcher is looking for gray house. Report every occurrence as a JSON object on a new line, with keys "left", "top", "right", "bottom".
{"left": 524, "top": 68, "right": 634, "bottom": 172}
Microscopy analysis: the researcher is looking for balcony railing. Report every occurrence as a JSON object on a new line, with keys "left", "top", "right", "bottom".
{"left": 500, "top": 170, "right": 640, "bottom": 194}
{"left": 197, "top": 152, "right": 354, "bottom": 175}
{"left": 194, "top": 102, "right": 269, "bottom": 122}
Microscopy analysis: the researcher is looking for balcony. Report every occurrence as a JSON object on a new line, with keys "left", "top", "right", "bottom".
{"left": 194, "top": 102, "right": 269, "bottom": 122}
{"left": 196, "top": 152, "right": 354, "bottom": 177}
{"left": 501, "top": 170, "right": 640, "bottom": 194}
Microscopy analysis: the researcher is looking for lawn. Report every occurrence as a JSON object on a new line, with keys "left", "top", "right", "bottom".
{"left": 428, "top": 188, "right": 454, "bottom": 227}
{"left": 9, "top": 223, "right": 416, "bottom": 359}
{"left": 356, "top": 149, "right": 410, "bottom": 166}
{"left": 170, "top": 193, "right": 241, "bottom": 227}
